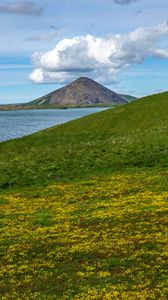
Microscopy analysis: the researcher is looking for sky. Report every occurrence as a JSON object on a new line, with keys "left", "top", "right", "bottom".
{"left": 0, "top": 0, "right": 168, "bottom": 104}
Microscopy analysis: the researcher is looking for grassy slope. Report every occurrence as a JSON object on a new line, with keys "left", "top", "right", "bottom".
{"left": 0, "top": 92, "right": 168, "bottom": 190}
{"left": 0, "top": 91, "right": 168, "bottom": 299}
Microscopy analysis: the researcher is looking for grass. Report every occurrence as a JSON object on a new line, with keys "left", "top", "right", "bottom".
{"left": 0, "top": 91, "right": 168, "bottom": 190}
{"left": 0, "top": 91, "right": 168, "bottom": 299}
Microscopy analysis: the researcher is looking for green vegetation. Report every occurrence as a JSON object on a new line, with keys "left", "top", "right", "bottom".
{"left": 0, "top": 91, "right": 168, "bottom": 299}
{"left": 0, "top": 91, "right": 168, "bottom": 190}
{"left": 0, "top": 174, "right": 167, "bottom": 299}
{"left": 24, "top": 94, "right": 52, "bottom": 106}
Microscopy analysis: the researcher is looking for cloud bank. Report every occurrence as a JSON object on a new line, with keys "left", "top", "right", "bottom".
{"left": 153, "top": 49, "right": 168, "bottom": 59}
{"left": 0, "top": 1, "right": 44, "bottom": 16}
{"left": 29, "top": 23, "right": 168, "bottom": 84}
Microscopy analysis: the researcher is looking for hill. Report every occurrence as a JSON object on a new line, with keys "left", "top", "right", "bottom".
{"left": 25, "top": 77, "right": 128, "bottom": 107}
{"left": 0, "top": 91, "right": 168, "bottom": 190}
{"left": 0, "top": 91, "right": 168, "bottom": 299}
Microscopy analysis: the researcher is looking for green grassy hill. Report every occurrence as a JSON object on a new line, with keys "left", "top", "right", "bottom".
{"left": 0, "top": 91, "right": 168, "bottom": 190}
{"left": 0, "top": 91, "right": 168, "bottom": 299}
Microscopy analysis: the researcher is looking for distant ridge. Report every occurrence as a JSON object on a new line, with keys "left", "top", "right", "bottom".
{"left": 119, "top": 94, "right": 137, "bottom": 102}
{"left": 25, "top": 77, "right": 128, "bottom": 107}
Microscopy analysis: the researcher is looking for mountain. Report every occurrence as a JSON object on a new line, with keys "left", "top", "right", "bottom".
{"left": 25, "top": 77, "right": 128, "bottom": 107}
{"left": 119, "top": 94, "right": 137, "bottom": 102}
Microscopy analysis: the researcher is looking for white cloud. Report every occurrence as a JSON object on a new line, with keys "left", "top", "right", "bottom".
{"left": 113, "top": 0, "right": 138, "bottom": 5}
{"left": 0, "top": 1, "right": 44, "bottom": 16}
{"left": 29, "top": 23, "right": 168, "bottom": 84}
{"left": 153, "top": 49, "right": 168, "bottom": 59}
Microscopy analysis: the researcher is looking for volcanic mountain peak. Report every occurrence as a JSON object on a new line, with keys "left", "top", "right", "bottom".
{"left": 26, "top": 77, "right": 128, "bottom": 106}
{"left": 71, "top": 76, "right": 93, "bottom": 84}
{"left": 71, "top": 76, "right": 101, "bottom": 86}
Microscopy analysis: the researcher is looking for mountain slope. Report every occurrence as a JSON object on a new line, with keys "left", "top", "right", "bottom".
{"left": 119, "top": 94, "right": 137, "bottom": 102}
{"left": 0, "top": 91, "right": 168, "bottom": 190}
{"left": 26, "top": 77, "right": 128, "bottom": 106}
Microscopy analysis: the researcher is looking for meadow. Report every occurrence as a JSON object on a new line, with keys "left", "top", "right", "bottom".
{"left": 1, "top": 173, "right": 168, "bottom": 299}
{"left": 0, "top": 92, "right": 168, "bottom": 299}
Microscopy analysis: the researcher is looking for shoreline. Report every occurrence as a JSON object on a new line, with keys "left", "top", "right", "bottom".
{"left": 0, "top": 103, "right": 114, "bottom": 111}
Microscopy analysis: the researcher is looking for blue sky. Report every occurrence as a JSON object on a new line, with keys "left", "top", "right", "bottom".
{"left": 0, "top": 0, "right": 168, "bottom": 104}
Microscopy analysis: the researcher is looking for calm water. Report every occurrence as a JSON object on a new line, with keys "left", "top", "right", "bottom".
{"left": 0, "top": 108, "right": 107, "bottom": 142}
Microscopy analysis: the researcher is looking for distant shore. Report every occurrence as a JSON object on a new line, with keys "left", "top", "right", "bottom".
{"left": 0, "top": 103, "right": 115, "bottom": 111}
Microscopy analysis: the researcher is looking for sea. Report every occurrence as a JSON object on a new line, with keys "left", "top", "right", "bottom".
{"left": 0, "top": 107, "right": 107, "bottom": 142}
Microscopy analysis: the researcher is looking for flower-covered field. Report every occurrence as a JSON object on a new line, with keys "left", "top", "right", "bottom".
{"left": 0, "top": 173, "right": 167, "bottom": 299}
